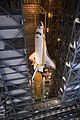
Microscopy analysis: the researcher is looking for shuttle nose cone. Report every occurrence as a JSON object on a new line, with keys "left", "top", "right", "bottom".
{"left": 38, "top": 21, "right": 44, "bottom": 28}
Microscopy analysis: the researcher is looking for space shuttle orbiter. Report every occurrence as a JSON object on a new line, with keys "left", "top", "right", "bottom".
{"left": 29, "top": 22, "right": 56, "bottom": 80}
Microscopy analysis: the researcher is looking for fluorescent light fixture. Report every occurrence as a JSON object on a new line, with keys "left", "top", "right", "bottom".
{"left": 75, "top": 18, "right": 80, "bottom": 23}
{"left": 74, "top": 85, "right": 80, "bottom": 90}
{"left": 65, "top": 62, "right": 70, "bottom": 67}
{"left": 62, "top": 76, "right": 66, "bottom": 81}
{"left": 47, "top": 28, "right": 49, "bottom": 32}
{"left": 49, "top": 73, "right": 52, "bottom": 75}
{"left": 60, "top": 87, "right": 63, "bottom": 92}
{"left": 70, "top": 41, "right": 76, "bottom": 49}
{"left": 57, "top": 38, "right": 60, "bottom": 41}
{"left": 70, "top": 43, "right": 73, "bottom": 48}
{"left": 73, "top": 41, "right": 76, "bottom": 49}
{"left": 64, "top": 85, "right": 66, "bottom": 90}
{"left": 50, "top": 106, "right": 53, "bottom": 109}
{"left": 35, "top": 111, "right": 38, "bottom": 113}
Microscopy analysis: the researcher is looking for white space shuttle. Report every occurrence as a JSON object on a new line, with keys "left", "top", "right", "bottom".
{"left": 29, "top": 22, "right": 56, "bottom": 80}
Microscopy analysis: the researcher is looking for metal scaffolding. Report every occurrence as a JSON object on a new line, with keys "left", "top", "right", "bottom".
{"left": 27, "top": 102, "right": 80, "bottom": 120}
{"left": 0, "top": 1, "right": 33, "bottom": 120}
{"left": 60, "top": 1, "right": 80, "bottom": 107}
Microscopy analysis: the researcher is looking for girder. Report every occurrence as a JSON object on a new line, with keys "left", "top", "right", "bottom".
{"left": 27, "top": 103, "right": 80, "bottom": 120}
{"left": 60, "top": 1, "right": 80, "bottom": 107}
{"left": 0, "top": 1, "right": 33, "bottom": 120}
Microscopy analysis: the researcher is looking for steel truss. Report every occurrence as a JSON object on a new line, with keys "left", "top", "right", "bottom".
{"left": 60, "top": 1, "right": 80, "bottom": 106}
{"left": 0, "top": 1, "right": 33, "bottom": 120}
{"left": 27, "top": 103, "right": 80, "bottom": 120}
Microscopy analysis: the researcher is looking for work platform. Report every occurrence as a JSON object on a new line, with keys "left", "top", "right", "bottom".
{"left": 0, "top": 1, "right": 33, "bottom": 119}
